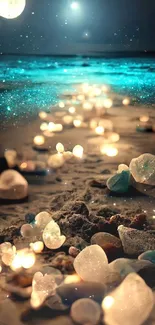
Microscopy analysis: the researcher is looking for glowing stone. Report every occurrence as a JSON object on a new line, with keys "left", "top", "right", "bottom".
{"left": 0, "top": 169, "right": 28, "bottom": 200}
{"left": 48, "top": 153, "right": 64, "bottom": 169}
{"left": 40, "top": 122, "right": 48, "bottom": 131}
{"left": 4, "top": 149, "right": 17, "bottom": 167}
{"left": 35, "top": 211, "right": 52, "bottom": 230}
{"left": 102, "top": 273, "right": 154, "bottom": 325}
{"left": 71, "top": 298, "right": 101, "bottom": 325}
{"left": 95, "top": 126, "right": 104, "bottom": 135}
{"left": 73, "top": 119, "right": 82, "bottom": 128}
{"left": 63, "top": 115, "right": 73, "bottom": 125}
{"left": 31, "top": 271, "right": 57, "bottom": 309}
{"left": 0, "top": 242, "right": 16, "bottom": 266}
{"left": 129, "top": 153, "right": 155, "bottom": 185}
{"left": 122, "top": 98, "right": 130, "bottom": 106}
{"left": 100, "top": 145, "right": 118, "bottom": 157}
{"left": 21, "top": 250, "right": 36, "bottom": 269}
{"left": 69, "top": 106, "right": 76, "bottom": 114}
{"left": 103, "top": 98, "right": 113, "bottom": 109}
{"left": 73, "top": 145, "right": 84, "bottom": 159}
{"left": 43, "top": 220, "right": 66, "bottom": 249}
{"left": 118, "top": 164, "right": 129, "bottom": 173}
{"left": 73, "top": 245, "right": 109, "bottom": 283}
{"left": 140, "top": 115, "right": 149, "bottom": 123}
{"left": 0, "top": 0, "right": 26, "bottom": 19}
{"left": 30, "top": 241, "right": 44, "bottom": 254}
{"left": 39, "top": 111, "right": 47, "bottom": 120}
{"left": 107, "top": 170, "right": 131, "bottom": 193}
{"left": 59, "top": 101, "right": 65, "bottom": 108}
{"left": 48, "top": 123, "right": 63, "bottom": 133}
{"left": 20, "top": 224, "right": 33, "bottom": 237}
{"left": 33, "top": 135, "right": 45, "bottom": 146}
{"left": 83, "top": 102, "right": 93, "bottom": 111}
{"left": 56, "top": 142, "right": 64, "bottom": 153}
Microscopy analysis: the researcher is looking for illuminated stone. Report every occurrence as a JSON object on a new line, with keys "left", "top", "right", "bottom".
{"left": 0, "top": 170, "right": 28, "bottom": 200}
{"left": 0, "top": 242, "right": 16, "bottom": 266}
{"left": 103, "top": 98, "right": 113, "bottom": 109}
{"left": 71, "top": 298, "right": 101, "bottom": 325}
{"left": 122, "top": 98, "right": 130, "bottom": 106}
{"left": 73, "top": 119, "right": 82, "bottom": 128}
{"left": 4, "top": 149, "right": 17, "bottom": 168}
{"left": 43, "top": 220, "right": 66, "bottom": 249}
{"left": 48, "top": 153, "right": 65, "bottom": 169}
{"left": 95, "top": 126, "right": 104, "bottom": 135}
{"left": 31, "top": 271, "right": 57, "bottom": 309}
{"left": 33, "top": 135, "right": 45, "bottom": 146}
{"left": 100, "top": 145, "right": 118, "bottom": 157}
{"left": 107, "top": 170, "right": 130, "bottom": 193}
{"left": 0, "top": 0, "right": 26, "bottom": 19}
{"left": 118, "top": 164, "right": 129, "bottom": 173}
{"left": 140, "top": 115, "right": 149, "bottom": 123}
{"left": 74, "top": 245, "right": 109, "bottom": 283}
{"left": 63, "top": 115, "right": 73, "bottom": 125}
{"left": 102, "top": 273, "right": 154, "bottom": 325}
{"left": 39, "top": 111, "right": 47, "bottom": 120}
{"left": 30, "top": 241, "right": 44, "bottom": 253}
{"left": 73, "top": 145, "right": 84, "bottom": 159}
{"left": 130, "top": 154, "right": 155, "bottom": 185}
{"left": 83, "top": 102, "right": 93, "bottom": 111}
{"left": 21, "top": 224, "right": 33, "bottom": 237}
{"left": 69, "top": 106, "right": 76, "bottom": 114}
{"left": 40, "top": 122, "right": 48, "bottom": 131}
{"left": 118, "top": 225, "right": 155, "bottom": 255}
{"left": 10, "top": 248, "right": 36, "bottom": 270}
{"left": 56, "top": 142, "right": 64, "bottom": 153}
{"left": 35, "top": 211, "right": 52, "bottom": 230}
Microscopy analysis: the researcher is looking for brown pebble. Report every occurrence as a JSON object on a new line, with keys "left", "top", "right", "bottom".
{"left": 69, "top": 246, "right": 80, "bottom": 257}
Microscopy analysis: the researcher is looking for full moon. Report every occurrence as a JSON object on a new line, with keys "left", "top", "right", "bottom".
{"left": 0, "top": 0, "right": 26, "bottom": 19}
{"left": 71, "top": 2, "right": 79, "bottom": 10}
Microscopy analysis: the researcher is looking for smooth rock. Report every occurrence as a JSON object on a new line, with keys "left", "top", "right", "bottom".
{"left": 35, "top": 211, "right": 52, "bottom": 230}
{"left": 43, "top": 220, "right": 66, "bottom": 249}
{"left": 0, "top": 170, "right": 28, "bottom": 200}
{"left": 139, "top": 250, "right": 155, "bottom": 264}
{"left": 107, "top": 170, "right": 131, "bottom": 193}
{"left": 57, "top": 281, "right": 105, "bottom": 305}
{"left": 73, "top": 245, "right": 109, "bottom": 283}
{"left": 109, "top": 258, "right": 153, "bottom": 278}
{"left": 102, "top": 273, "right": 154, "bottom": 325}
{"left": 130, "top": 153, "right": 155, "bottom": 185}
{"left": 118, "top": 225, "right": 155, "bottom": 256}
{"left": 91, "top": 232, "right": 122, "bottom": 257}
{"left": 31, "top": 272, "right": 57, "bottom": 309}
{"left": 71, "top": 298, "right": 101, "bottom": 325}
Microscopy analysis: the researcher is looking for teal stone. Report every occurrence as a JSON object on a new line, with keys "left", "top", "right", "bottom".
{"left": 107, "top": 170, "right": 131, "bottom": 193}
{"left": 138, "top": 250, "right": 155, "bottom": 264}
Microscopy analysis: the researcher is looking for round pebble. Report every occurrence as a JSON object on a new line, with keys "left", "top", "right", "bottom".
{"left": 35, "top": 211, "right": 52, "bottom": 230}
{"left": 71, "top": 298, "right": 101, "bottom": 325}
{"left": 69, "top": 246, "right": 80, "bottom": 257}
{"left": 139, "top": 250, "right": 155, "bottom": 264}
{"left": 91, "top": 232, "right": 122, "bottom": 257}
{"left": 21, "top": 224, "right": 33, "bottom": 238}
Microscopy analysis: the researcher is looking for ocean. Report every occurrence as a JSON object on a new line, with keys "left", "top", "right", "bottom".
{"left": 0, "top": 55, "right": 155, "bottom": 122}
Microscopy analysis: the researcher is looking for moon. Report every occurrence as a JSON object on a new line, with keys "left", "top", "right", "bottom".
{"left": 0, "top": 0, "right": 26, "bottom": 19}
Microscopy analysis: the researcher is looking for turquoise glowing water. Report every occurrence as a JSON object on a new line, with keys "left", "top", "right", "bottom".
{"left": 0, "top": 55, "right": 155, "bottom": 120}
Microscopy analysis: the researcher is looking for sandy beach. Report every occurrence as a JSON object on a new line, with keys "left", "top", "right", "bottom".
{"left": 1, "top": 86, "right": 155, "bottom": 324}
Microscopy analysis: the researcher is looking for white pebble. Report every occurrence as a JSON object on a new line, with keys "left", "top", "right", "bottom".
{"left": 43, "top": 220, "right": 66, "bottom": 249}
{"left": 71, "top": 298, "right": 101, "bottom": 325}
{"left": 74, "top": 245, "right": 109, "bottom": 283}
{"left": 35, "top": 211, "right": 52, "bottom": 230}
{"left": 102, "top": 273, "right": 154, "bottom": 325}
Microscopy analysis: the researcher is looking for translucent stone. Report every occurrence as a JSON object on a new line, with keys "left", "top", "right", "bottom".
{"left": 109, "top": 258, "right": 152, "bottom": 278}
{"left": 10, "top": 248, "right": 36, "bottom": 270}
{"left": 4, "top": 149, "right": 17, "bottom": 168}
{"left": 47, "top": 153, "right": 65, "bottom": 169}
{"left": 31, "top": 271, "right": 57, "bottom": 309}
{"left": 118, "top": 225, "right": 155, "bottom": 255}
{"left": 118, "top": 164, "right": 129, "bottom": 173}
{"left": 102, "top": 273, "right": 154, "bottom": 325}
{"left": 73, "top": 245, "right": 109, "bottom": 283}
{"left": 130, "top": 153, "right": 155, "bottom": 185}
{"left": 21, "top": 224, "right": 34, "bottom": 237}
{"left": 35, "top": 211, "right": 52, "bottom": 230}
{"left": 71, "top": 298, "right": 101, "bottom": 325}
{"left": 43, "top": 220, "right": 66, "bottom": 249}
{"left": 30, "top": 241, "right": 44, "bottom": 253}
{"left": 107, "top": 170, "right": 130, "bottom": 193}
{"left": 138, "top": 250, "right": 155, "bottom": 264}
{"left": 0, "top": 170, "right": 28, "bottom": 200}
{"left": 0, "top": 242, "right": 16, "bottom": 266}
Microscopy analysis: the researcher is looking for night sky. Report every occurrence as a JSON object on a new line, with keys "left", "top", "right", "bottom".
{"left": 0, "top": 0, "right": 155, "bottom": 55}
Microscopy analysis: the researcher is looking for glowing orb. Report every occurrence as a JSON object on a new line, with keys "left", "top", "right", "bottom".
{"left": 0, "top": 0, "right": 26, "bottom": 19}
{"left": 71, "top": 2, "right": 79, "bottom": 10}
